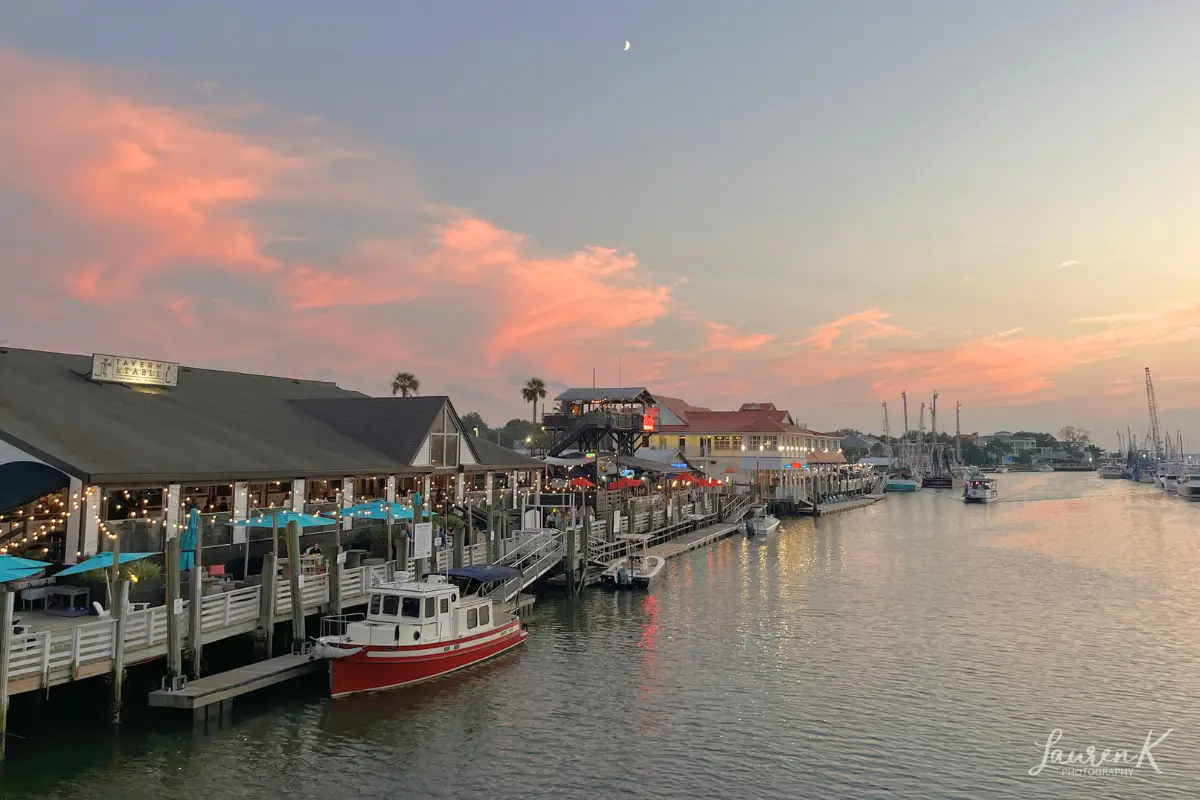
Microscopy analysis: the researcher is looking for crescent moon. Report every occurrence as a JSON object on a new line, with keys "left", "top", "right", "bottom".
{"left": 624, "top": 41, "right": 631, "bottom": 51}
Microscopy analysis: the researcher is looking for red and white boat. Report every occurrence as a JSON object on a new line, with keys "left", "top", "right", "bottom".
{"left": 314, "top": 565, "right": 529, "bottom": 698}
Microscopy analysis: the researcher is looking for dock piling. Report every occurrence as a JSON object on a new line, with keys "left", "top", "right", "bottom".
{"left": 110, "top": 579, "right": 129, "bottom": 724}
{"left": 0, "top": 590, "right": 14, "bottom": 761}
{"left": 257, "top": 552, "right": 277, "bottom": 657}
{"left": 187, "top": 509, "right": 204, "bottom": 679}
{"left": 285, "top": 521, "right": 305, "bottom": 652}
{"left": 165, "top": 534, "right": 184, "bottom": 689}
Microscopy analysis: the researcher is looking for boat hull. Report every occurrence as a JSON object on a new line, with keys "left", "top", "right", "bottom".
{"left": 922, "top": 475, "right": 960, "bottom": 489}
{"left": 327, "top": 619, "right": 527, "bottom": 698}
{"left": 886, "top": 479, "right": 920, "bottom": 492}
{"left": 1177, "top": 483, "right": 1200, "bottom": 500}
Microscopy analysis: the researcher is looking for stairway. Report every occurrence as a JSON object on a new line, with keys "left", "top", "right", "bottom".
{"left": 490, "top": 528, "right": 565, "bottom": 602}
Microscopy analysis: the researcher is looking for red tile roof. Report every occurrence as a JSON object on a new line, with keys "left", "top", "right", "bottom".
{"left": 653, "top": 394, "right": 710, "bottom": 425}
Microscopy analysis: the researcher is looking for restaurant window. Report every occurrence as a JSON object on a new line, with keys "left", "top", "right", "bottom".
{"left": 479, "top": 605, "right": 490, "bottom": 625}
{"left": 748, "top": 435, "right": 762, "bottom": 451}
{"left": 731, "top": 435, "right": 743, "bottom": 450}
{"left": 401, "top": 597, "right": 420, "bottom": 618}
{"left": 429, "top": 409, "right": 459, "bottom": 468}
{"left": 763, "top": 436, "right": 778, "bottom": 450}
{"left": 678, "top": 436, "right": 686, "bottom": 452}
{"left": 806, "top": 438, "right": 815, "bottom": 451}
{"left": 425, "top": 597, "right": 436, "bottom": 618}
{"left": 713, "top": 435, "right": 732, "bottom": 451}
{"left": 467, "top": 608, "right": 479, "bottom": 629}
{"left": 382, "top": 595, "right": 400, "bottom": 616}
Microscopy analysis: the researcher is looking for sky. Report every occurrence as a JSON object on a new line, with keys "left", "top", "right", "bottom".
{"left": 1, "top": 1, "right": 1199, "bottom": 450}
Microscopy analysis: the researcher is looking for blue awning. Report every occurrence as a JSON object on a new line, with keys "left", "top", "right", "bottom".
{"left": 444, "top": 565, "right": 521, "bottom": 584}
{"left": 56, "top": 552, "right": 157, "bottom": 577}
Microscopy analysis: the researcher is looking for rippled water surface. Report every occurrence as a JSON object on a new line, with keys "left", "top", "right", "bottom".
{"left": 4, "top": 474, "right": 1200, "bottom": 798}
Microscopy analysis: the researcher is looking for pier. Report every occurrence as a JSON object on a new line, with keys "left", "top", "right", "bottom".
{"left": 147, "top": 651, "right": 325, "bottom": 723}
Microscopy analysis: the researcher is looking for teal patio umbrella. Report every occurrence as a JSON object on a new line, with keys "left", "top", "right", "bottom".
{"left": 0, "top": 554, "right": 50, "bottom": 571}
{"left": 321, "top": 502, "right": 418, "bottom": 521}
{"left": 180, "top": 508, "right": 199, "bottom": 571}
{"left": 55, "top": 552, "right": 157, "bottom": 577}
{"left": 0, "top": 565, "right": 45, "bottom": 584}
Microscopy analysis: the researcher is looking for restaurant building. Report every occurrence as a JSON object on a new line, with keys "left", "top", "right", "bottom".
{"left": 0, "top": 347, "right": 542, "bottom": 564}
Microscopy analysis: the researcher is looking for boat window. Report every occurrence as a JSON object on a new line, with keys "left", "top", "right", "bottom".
{"left": 479, "top": 605, "right": 490, "bottom": 626}
{"left": 382, "top": 595, "right": 400, "bottom": 617}
{"left": 467, "top": 608, "right": 478, "bottom": 629}
{"left": 425, "top": 597, "right": 436, "bottom": 618}
{"left": 369, "top": 594, "right": 382, "bottom": 615}
{"left": 440, "top": 598, "right": 449, "bottom": 614}
{"left": 401, "top": 597, "right": 421, "bottom": 618}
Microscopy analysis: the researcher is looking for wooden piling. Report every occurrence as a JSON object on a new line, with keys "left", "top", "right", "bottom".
{"left": 285, "top": 520, "right": 305, "bottom": 652}
{"left": 188, "top": 510, "right": 204, "bottom": 680}
{"left": 329, "top": 543, "right": 343, "bottom": 617}
{"left": 452, "top": 524, "right": 464, "bottom": 569}
{"left": 257, "top": 552, "right": 277, "bottom": 657}
{"left": 563, "top": 526, "right": 576, "bottom": 594}
{"left": 0, "top": 590, "right": 14, "bottom": 761}
{"left": 413, "top": 494, "right": 426, "bottom": 580}
{"left": 165, "top": 534, "right": 183, "bottom": 688}
{"left": 111, "top": 579, "right": 129, "bottom": 724}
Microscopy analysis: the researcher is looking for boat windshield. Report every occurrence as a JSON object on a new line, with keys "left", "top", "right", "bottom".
{"left": 401, "top": 597, "right": 421, "bottom": 618}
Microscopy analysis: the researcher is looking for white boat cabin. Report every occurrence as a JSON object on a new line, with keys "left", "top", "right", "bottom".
{"left": 345, "top": 566, "right": 520, "bottom": 647}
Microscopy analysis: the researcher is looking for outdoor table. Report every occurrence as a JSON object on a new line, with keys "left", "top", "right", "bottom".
{"left": 46, "top": 585, "right": 91, "bottom": 617}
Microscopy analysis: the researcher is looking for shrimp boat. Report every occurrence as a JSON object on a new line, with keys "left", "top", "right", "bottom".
{"left": 314, "top": 565, "right": 529, "bottom": 698}
{"left": 744, "top": 508, "right": 780, "bottom": 536}
{"left": 599, "top": 534, "right": 665, "bottom": 590}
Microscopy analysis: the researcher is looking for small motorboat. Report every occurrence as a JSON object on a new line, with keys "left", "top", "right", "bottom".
{"left": 745, "top": 510, "right": 780, "bottom": 536}
{"left": 962, "top": 475, "right": 999, "bottom": 503}
{"left": 600, "top": 534, "right": 665, "bottom": 590}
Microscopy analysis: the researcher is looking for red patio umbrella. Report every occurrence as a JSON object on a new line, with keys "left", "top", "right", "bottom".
{"left": 569, "top": 477, "right": 597, "bottom": 489}
{"left": 609, "top": 477, "right": 643, "bottom": 490}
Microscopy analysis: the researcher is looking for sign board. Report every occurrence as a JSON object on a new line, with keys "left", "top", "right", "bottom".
{"left": 173, "top": 598, "right": 184, "bottom": 616}
{"left": 337, "top": 551, "right": 347, "bottom": 566}
{"left": 91, "top": 353, "right": 179, "bottom": 388}
{"left": 642, "top": 406, "right": 660, "bottom": 432}
{"left": 613, "top": 510, "right": 622, "bottom": 534}
{"left": 1003, "top": 455, "right": 1013, "bottom": 464}
{"left": 413, "top": 522, "right": 433, "bottom": 560}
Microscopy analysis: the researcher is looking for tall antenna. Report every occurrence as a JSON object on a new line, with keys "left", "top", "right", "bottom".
{"left": 1145, "top": 367, "right": 1163, "bottom": 460}
{"left": 618, "top": 358, "right": 622, "bottom": 388}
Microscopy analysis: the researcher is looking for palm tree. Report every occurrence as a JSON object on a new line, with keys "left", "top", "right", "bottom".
{"left": 391, "top": 371, "right": 420, "bottom": 398}
{"left": 521, "top": 377, "right": 547, "bottom": 423}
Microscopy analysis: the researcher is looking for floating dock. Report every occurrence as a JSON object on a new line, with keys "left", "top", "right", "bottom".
{"left": 645, "top": 522, "right": 741, "bottom": 559}
{"left": 148, "top": 651, "right": 326, "bottom": 722}
{"left": 810, "top": 496, "right": 882, "bottom": 516}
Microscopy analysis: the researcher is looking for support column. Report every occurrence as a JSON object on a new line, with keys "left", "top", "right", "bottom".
{"left": 455, "top": 467, "right": 466, "bottom": 506}
{"left": 413, "top": 491, "right": 427, "bottom": 579}
{"left": 110, "top": 580, "right": 129, "bottom": 724}
{"left": 63, "top": 476, "right": 84, "bottom": 564}
{"left": 165, "top": 533, "right": 183, "bottom": 690}
{"left": 256, "top": 552, "right": 277, "bottom": 657}
{"left": 82, "top": 485, "right": 102, "bottom": 558}
{"left": 340, "top": 477, "right": 354, "bottom": 534}
{"left": 485, "top": 471, "right": 495, "bottom": 507}
{"left": 231, "top": 482, "right": 249, "bottom": 545}
{"left": 291, "top": 479, "right": 306, "bottom": 512}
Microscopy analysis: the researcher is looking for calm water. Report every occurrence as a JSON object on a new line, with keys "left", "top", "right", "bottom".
{"left": 4, "top": 473, "right": 1200, "bottom": 798}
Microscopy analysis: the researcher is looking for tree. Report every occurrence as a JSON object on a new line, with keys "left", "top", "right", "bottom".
{"left": 1058, "top": 426, "right": 1090, "bottom": 446}
{"left": 391, "top": 371, "right": 420, "bottom": 397}
{"left": 459, "top": 412, "right": 488, "bottom": 437}
{"left": 521, "top": 377, "right": 547, "bottom": 423}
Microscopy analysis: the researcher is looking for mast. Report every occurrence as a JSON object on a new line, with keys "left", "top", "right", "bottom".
{"left": 1145, "top": 367, "right": 1163, "bottom": 460}
{"left": 955, "top": 401, "right": 962, "bottom": 464}
{"left": 918, "top": 402, "right": 927, "bottom": 472}
{"left": 930, "top": 391, "right": 940, "bottom": 475}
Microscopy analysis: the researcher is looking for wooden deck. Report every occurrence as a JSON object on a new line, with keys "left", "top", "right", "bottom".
{"left": 643, "top": 522, "right": 741, "bottom": 560}
{"left": 811, "top": 496, "right": 883, "bottom": 516}
{"left": 147, "top": 652, "right": 326, "bottom": 720}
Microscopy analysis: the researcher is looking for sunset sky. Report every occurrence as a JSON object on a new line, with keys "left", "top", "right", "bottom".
{"left": 2, "top": 1, "right": 1198, "bottom": 448}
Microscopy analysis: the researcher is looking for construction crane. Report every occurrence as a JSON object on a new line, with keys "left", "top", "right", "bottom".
{"left": 1145, "top": 367, "right": 1163, "bottom": 460}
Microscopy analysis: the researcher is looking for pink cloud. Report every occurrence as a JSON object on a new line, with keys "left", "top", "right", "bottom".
{"left": 704, "top": 322, "right": 775, "bottom": 352}
{"left": 791, "top": 308, "right": 911, "bottom": 350}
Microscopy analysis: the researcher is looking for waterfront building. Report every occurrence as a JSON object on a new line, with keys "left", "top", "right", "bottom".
{"left": 0, "top": 347, "right": 543, "bottom": 564}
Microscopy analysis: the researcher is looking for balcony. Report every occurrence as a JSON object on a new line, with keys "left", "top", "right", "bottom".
{"left": 543, "top": 411, "right": 644, "bottom": 432}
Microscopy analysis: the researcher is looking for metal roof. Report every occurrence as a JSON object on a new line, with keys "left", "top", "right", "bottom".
{"left": 554, "top": 387, "right": 654, "bottom": 404}
{"left": 292, "top": 396, "right": 459, "bottom": 466}
{"left": 469, "top": 436, "right": 545, "bottom": 470}
{"left": 0, "top": 348, "right": 410, "bottom": 484}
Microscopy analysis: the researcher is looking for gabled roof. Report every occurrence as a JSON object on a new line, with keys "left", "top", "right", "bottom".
{"left": 469, "top": 436, "right": 545, "bottom": 470}
{"left": 0, "top": 348, "right": 405, "bottom": 484}
{"left": 653, "top": 395, "right": 710, "bottom": 425}
{"left": 291, "top": 396, "right": 480, "bottom": 468}
{"left": 554, "top": 387, "right": 654, "bottom": 404}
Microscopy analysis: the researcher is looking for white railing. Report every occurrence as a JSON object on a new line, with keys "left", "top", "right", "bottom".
{"left": 199, "top": 585, "right": 261, "bottom": 633}
{"left": 275, "top": 573, "right": 330, "bottom": 617}
{"left": 5, "top": 619, "right": 117, "bottom": 684}
{"left": 125, "top": 604, "right": 172, "bottom": 650}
